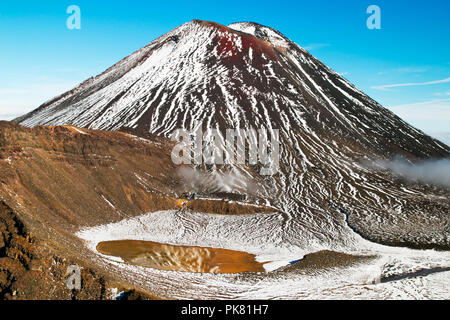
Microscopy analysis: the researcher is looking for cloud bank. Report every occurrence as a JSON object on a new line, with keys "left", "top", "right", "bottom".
{"left": 373, "top": 157, "right": 450, "bottom": 188}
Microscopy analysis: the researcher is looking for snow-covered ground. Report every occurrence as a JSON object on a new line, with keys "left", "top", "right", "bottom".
{"left": 77, "top": 209, "right": 450, "bottom": 300}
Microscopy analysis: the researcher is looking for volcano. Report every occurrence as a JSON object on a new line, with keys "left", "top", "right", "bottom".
{"left": 5, "top": 20, "right": 450, "bottom": 299}
{"left": 15, "top": 20, "right": 448, "bottom": 156}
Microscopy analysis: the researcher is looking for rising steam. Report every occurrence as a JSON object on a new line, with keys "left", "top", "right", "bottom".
{"left": 175, "top": 167, "right": 259, "bottom": 194}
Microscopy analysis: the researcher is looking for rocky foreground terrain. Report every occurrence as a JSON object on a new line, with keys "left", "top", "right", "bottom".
{"left": 0, "top": 123, "right": 178, "bottom": 299}
{"left": 0, "top": 121, "right": 449, "bottom": 299}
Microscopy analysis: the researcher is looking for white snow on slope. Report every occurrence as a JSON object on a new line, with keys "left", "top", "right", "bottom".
{"left": 77, "top": 208, "right": 450, "bottom": 300}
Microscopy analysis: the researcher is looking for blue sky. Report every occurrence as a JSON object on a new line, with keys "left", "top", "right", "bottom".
{"left": 0, "top": 0, "right": 449, "bottom": 143}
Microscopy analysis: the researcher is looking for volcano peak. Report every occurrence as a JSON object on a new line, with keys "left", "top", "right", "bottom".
{"left": 15, "top": 20, "right": 448, "bottom": 158}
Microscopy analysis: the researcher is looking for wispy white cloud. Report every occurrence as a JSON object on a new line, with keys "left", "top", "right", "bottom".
{"left": 0, "top": 81, "right": 79, "bottom": 120}
{"left": 396, "top": 67, "right": 428, "bottom": 73}
{"left": 303, "top": 43, "right": 330, "bottom": 51}
{"left": 391, "top": 98, "right": 450, "bottom": 107}
{"left": 434, "top": 91, "right": 450, "bottom": 96}
{"left": 372, "top": 77, "right": 450, "bottom": 90}
{"left": 387, "top": 98, "right": 450, "bottom": 133}
{"left": 376, "top": 66, "right": 429, "bottom": 77}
